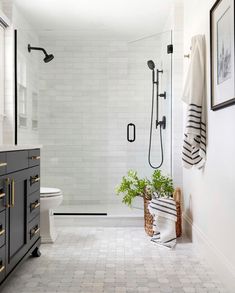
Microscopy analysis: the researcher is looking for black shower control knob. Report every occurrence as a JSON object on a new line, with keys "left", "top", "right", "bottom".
{"left": 159, "top": 92, "right": 166, "bottom": 99}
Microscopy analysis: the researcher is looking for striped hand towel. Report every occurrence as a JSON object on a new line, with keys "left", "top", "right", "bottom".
{"left": 182, "top": 35, "right": 207, "bottom": 169}
{"left": 148, "top": 197, "right": 177, "bottom": 249}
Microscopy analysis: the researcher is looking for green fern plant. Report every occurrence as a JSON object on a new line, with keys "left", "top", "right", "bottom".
{"left": 115, "top": 170, "right": 151, "bottom": 207}
{"left": 116, "top": 169, "right": 174, "bottom": 206}
{"left": 150, "top": 170, "right": 174, "bottom": 198}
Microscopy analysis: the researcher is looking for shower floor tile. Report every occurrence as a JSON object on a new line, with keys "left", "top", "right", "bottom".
{"left": 1, "top": 227, "right": 227, "bottom": 293}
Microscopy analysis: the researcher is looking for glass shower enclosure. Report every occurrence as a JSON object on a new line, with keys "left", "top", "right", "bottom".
{"left": 16, "top": 29, "right": 172, "bottom": 215}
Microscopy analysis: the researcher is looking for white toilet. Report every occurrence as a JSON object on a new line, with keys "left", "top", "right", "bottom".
{"left": 40, "top": 187, "right": 63, "bottom": 243}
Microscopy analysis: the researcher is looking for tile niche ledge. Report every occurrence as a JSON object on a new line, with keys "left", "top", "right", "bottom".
{"left": 0, "top": 145, "right": 42, "bottom": 152}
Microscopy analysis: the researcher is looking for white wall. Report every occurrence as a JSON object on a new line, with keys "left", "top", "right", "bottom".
{"left": 183, "top": 0, "right": 235, "bottom": 291}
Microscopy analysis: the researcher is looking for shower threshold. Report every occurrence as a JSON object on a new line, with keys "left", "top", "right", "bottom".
{"left": 54, "top": 212, "right": 107, "bottom": 216}
{"left": 54, "top": 203, "right": 143, "bottom": 217}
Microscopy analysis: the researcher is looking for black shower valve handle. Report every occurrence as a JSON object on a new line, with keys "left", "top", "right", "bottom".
{"left": 156, "top": 116, "right": 166, "bottom": 130}
{"left": 159, "top": 91, "right": 166, "bottom": 99}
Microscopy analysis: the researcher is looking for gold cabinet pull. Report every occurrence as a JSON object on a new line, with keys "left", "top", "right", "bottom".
{"left": 30, "top": 226, "right": 40, "bottom": 238}
{"left": 0, "top": 192, "right": 5, "bottom": 199}
{"left": 0, "top": 229, "right": 5, "bottom": 236}
{"left": 30, "top": 176, "right": 40, "bottom": 184}
{"left": 10, "top": 179, "right": 15, "bottom": 208}
{"left": 31, "top": 156, "right": 40, "bottom": 160}
{"left": 0, "top": 162, "right": 7, "bottom": 167}
{"left": 0, "top": 265, "right": 5, "bottom": 273}
{"left": 30, "top": 201, "right": 40, "bottom": 210}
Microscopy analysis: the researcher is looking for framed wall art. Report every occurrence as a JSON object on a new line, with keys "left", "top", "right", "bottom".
{"left": 210, "top": 0, "right": 235, "bottom": 110}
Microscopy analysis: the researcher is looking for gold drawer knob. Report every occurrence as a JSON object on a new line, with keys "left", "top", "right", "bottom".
{"left": 0, "top": 229, "right": 5, "bottom": 236}
{"left": 0, "top": 162, "right": 7, "bottom": 167}
{"left": 0, "top": 192, "right": 5, "bottom": 199}
{"left": 0, "top": 265, "right": 5, "bottom": 273}
{"left": 31, "top": 156, "right": 40, "bottom": 160}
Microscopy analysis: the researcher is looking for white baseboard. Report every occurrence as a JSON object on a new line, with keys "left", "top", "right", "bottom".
{"left": 183, "top": 213, "right": 235, "bottom": 293}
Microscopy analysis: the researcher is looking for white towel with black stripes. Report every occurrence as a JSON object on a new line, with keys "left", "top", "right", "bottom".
{"left": 182, "top": 34, "right": 207, "bottom": 169}
{"left": 148, "top": 197, "right": 177, "bottom": 249}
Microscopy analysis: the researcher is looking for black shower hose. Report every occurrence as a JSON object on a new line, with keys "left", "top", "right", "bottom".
{"left": 148, "top": 82, "right": 164, "bottom": 169}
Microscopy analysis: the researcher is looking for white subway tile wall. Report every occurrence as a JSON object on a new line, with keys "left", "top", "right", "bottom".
{"left": 38, "top": 33, "right": 172, "bottom": 210}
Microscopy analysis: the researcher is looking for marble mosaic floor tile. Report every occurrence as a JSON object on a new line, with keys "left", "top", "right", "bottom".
{"left": 1, "top": 227, "right": 227, "bottom": 293}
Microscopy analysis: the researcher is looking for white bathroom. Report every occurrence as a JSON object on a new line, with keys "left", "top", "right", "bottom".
{"left": 0, "top": 0, "right": 234, "bottom": 292}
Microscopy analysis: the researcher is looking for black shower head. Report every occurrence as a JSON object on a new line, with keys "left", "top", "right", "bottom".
{"left": 28, "top": 44, "right": 54, "bottom": 63}
{"left": 147, "top": 60, "right": 155, "bottom": 70}
{"left": 44, "top": 54, "right": 54, "bottom": 63}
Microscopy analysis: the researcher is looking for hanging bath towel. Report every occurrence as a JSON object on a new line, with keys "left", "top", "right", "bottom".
{"left": 182, "top": 35, "right": 207, "bottom": 169}
{"left": 148, "top": 197, "right": 177, "bottom": 249}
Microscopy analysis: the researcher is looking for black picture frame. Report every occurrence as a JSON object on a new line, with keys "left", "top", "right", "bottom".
{"left": 210, "top": 0, "right": 235, "bottom": 111}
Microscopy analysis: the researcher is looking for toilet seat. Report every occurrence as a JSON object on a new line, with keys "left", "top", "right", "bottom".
{"left": 40, "top": 187, "right": 62, "bottom": 198}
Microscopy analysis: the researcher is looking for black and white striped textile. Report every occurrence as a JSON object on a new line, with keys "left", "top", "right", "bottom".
{"left": 182, "top": 35, "right": 207, "bottom": 169}
{"left": 182, "top": 103, "right": 206, "bottom": 169}
{"left": 148, "top": 197, "right": 177, "bottom": 249}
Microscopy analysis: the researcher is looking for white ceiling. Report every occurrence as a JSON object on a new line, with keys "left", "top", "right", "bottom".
{"left": 13, "top": 0, "right": 174, "bottom": 39}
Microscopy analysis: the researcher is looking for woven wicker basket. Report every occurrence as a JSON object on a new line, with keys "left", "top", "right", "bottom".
{"left": 144, "top": 187, "right": 182, "bottom": 237}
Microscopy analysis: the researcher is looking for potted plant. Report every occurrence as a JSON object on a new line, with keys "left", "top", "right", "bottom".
{"left": 116, "top": 169, "right": 175, "bottom": 236}
{"left": 115, "top": 169, "right": 174, "bottom": 204}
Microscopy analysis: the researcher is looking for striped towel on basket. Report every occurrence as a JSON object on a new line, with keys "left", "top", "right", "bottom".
{"left": 182, "top": 35, "right": 207, "bottom": 169}
{"left": 148, "top": 197, "right": 177, "bottom": 249}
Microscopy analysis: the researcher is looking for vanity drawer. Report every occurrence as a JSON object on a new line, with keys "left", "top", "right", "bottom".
{"left": 28, "top": 216, "right": 40, "bottom": 245}
{"left": 28, "top": 166, "right": 40, "bottom": 195}
{"left": 0, "top": 245, "right": 6, "bottom": 283}
{"left": 0, "top": 211, "right": 5, "bottom": 248}
{"left": 0, "top": 153, "right": 7, "bottom": 176}
{"left": 29, "top": 149, "right": 40, "bottom": 167}
{"left": 28, "top": 190, "right": 40, "bottom": 223}
{"left": 6, "top": 151, "right": 28, "bottom": 173}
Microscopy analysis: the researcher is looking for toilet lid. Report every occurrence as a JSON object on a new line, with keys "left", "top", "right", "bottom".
{"left": 40, "top": 187, "right": 62, "bottom": 197}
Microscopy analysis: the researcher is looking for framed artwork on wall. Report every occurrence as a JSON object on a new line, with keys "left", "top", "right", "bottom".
{"left": 210, "top": 0, "right": 235, "bottom": 110}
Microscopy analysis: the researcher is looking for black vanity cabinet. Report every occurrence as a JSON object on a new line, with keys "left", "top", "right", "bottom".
{"left": 0, "top": 148, "right": 41, "bottom": 287}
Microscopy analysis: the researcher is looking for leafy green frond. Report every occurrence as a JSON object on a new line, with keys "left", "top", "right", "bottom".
{"left": 116, "top": 169, "right": 174, "bottom": 207}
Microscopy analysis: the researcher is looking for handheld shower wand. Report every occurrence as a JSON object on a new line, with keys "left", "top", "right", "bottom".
{"left": 147, "top": 60, "right": 166, "bottom": 169}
